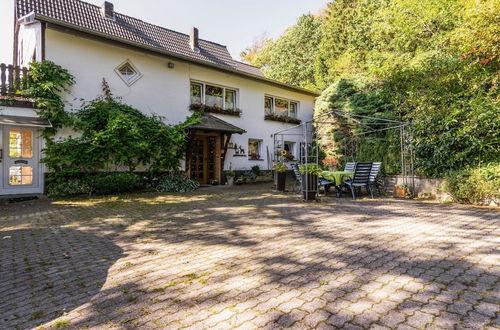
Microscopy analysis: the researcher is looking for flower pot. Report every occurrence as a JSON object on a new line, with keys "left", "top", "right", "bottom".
{"left": 276, "top": 172, "right": 286, "bottom": 191}
{"left": 227, "top": 177, "right": 234, "bottom": 186}
{"left": 301, "top": 173, "right": 318, "bottom": 201}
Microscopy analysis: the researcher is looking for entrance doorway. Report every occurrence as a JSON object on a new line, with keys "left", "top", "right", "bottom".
{"left": 188, "top": 133, "right": 221, "bottom": 184}
{"left": 0, "top": 126, "right": 43, "bottom": 195}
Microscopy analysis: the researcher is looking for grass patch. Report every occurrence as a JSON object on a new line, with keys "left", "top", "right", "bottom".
{"left": 52, "top": 320, "right": 69, "bottom": 328}
{"left": 31, "top": 311, "right": 44, "bottom": 320}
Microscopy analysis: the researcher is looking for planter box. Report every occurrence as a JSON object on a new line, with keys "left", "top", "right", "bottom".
{"left": 301, "top": 173, "right": 318, "bottom": 201}
{"left": 276, "top": 172, "right": 286, "bottom": 191}
{"left": 190, "top": 104, "right": 241, "bottom": 116}
{"left": 264, "top": 114, "right": 301, "bottom": 124}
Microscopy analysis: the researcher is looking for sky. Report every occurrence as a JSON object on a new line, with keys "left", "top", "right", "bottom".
{"left": 0, "top": 0, "right": 327, "bottom": 64}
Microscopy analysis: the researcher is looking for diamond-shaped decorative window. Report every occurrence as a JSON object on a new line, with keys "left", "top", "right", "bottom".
{"left": 114, "top": 60, "right": 142, "bottom": 86}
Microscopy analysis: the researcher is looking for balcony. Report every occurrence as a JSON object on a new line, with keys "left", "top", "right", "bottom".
{"left": 0, "top": 63, "right": 34, "bottom": 107}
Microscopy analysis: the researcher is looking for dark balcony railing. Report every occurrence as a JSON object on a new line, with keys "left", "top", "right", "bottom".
{"left": 0, "top": 63, "right": 29, "bottom": 96}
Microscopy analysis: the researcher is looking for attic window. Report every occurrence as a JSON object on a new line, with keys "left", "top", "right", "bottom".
{"left": 114, "top": 60, "right": 142, "bottom": 86}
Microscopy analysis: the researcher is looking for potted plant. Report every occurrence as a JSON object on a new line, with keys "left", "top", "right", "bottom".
{"left": 395, "top": 183, "right": 409, "bottom": 197}
{"left": 322, "top": 157, "right": 339, "bottom": 171}
{"left": 226, "top": 170, "right": 235, "bottom": 186}
{"left": 249, "top": 153, "right": 260, "bottom": 160}
{"left": 299, "top": 163, "right": 321, "bottom": 200}
{"left": 273, "top": 161, "right": 287, "bottom": 191}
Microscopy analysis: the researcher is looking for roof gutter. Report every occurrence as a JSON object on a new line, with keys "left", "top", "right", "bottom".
{"left": 34, "top": 14, "right": 320, "bottom": 97}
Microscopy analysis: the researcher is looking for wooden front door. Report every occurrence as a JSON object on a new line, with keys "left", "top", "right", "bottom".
{"left": 189, "top": 134, "right": 220, "bottom": 184}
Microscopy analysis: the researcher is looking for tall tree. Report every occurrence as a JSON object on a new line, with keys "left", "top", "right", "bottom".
{"left": 242, "top": 14, "right": 322, "bottom": 90}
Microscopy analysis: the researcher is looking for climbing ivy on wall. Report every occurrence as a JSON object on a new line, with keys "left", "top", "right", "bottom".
{"left": 22, "top": 61, "right": 201, "bottom": 177}
{"left": 21, "top": 60, "right": 75, "bottom": 135}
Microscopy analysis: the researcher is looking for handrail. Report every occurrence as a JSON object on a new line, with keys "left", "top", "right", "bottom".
{"left": 0, "top": 63, "right": 29, "bottom": 96}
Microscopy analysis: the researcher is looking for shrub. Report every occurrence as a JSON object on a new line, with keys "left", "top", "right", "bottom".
{"left": 47, "top": 172, "right": 144, "bottom": 196}
{"left": 242, "top": 171, "right": 257, "bottom": 181}
{"left": 85, "top": 173, "right": 144, "bottom": 195}
{"left": 47, "top": 178, "right": 91, "bottom": 196}
{"left": 226, "top": 170, "right": 235, "bottom": 177}
{"left": 155, "top": 175, "right": 199, "bottom": 193}
{"left": 251, "top": 165, "right": 261, "bottom": 176}
{"left": 298, "top": 163, "right": 321, "bottom": 175}
{"left": 443, "top": 163, "right": 500, "bottom": 205}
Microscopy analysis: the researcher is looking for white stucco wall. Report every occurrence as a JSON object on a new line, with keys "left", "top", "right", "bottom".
{"left": 44, "top": 28, "right": 317, "bottom": 171}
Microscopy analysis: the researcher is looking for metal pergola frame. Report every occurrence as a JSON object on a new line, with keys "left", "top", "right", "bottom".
{"left": 272, "top": 110, "right": 415, "bottom": 200}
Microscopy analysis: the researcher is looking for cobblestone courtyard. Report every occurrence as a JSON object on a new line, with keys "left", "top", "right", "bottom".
{"left": 1, "top": 185, "right": 499, "bottom": 329}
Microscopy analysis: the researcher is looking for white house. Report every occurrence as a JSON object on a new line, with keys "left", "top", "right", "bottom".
{"left": 0, "top": 0, "right": 318, "bottom": 195}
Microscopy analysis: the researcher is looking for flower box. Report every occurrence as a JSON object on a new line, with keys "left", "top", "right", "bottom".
{"left": 264, "top": 114, "right": 301, "bottom": 124}
{"left": 190, "top": 103, "right": 241, "bottom": 116}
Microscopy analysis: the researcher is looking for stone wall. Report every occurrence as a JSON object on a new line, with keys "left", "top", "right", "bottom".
{"left": 383, "top": 175, "right": 451, "bottom": 201}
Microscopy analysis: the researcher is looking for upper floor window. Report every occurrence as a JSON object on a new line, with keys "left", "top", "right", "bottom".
{"left": 115, "top": 60, "right": 142, "bottom": 86}
{"left": 190, "top": 81, "right": 238, "bottom": 110}
{"left": 264, "top": 96, "right": 299, "bottom": 118}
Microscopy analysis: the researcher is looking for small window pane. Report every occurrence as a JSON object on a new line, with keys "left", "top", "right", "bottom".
{"left": 275, "top": 98, "right": 289, "bottom": 116}
{"left": 118, "top": 63, "right": 137, "bottom": 81}
{"left": 264, "top": 97, "right": 273, "bottom": 114}
{"left": 190, "top": 83, "right": 203, "bottom": 104}
{"left": 9, "top": 129, "right": 33, "bottom": 158}
{"left": 290, "top": 102, "right": 298, "bottom": 118}
{"left": 225, "top": 89, "right": 236, "bottom": 110}
{"left": 284, "top": 142, "right": 294, "bottom": 155}
{"left": 248, "top": 139, "right": 261, "bottom": 157}
{"left": 205, "top": 85, "right": 223, "bottom": 108}
{"left": 9, "top": 166, "right": 33, "bottom": 185}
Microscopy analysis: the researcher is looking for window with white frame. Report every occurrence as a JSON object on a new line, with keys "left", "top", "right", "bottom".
{"left": 190, "top": 81, "right": 238, "bottom": 110}
{"left": 115, "top": 60, "right": 142, "bottom": 86}
{"left": 264, "top": 96, "right": 299, "bottom": 118}
{"left": 248, "top": 139, "right": 262, "bottom": 160}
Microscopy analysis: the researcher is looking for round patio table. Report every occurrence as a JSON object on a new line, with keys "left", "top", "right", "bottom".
{"left": 320, "top": 171, "right": 354, "bottom": 197}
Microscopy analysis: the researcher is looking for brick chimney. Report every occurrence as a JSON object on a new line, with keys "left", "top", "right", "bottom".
{"left": 101, "top": 1, "right": 115, "bottom": 20}
{"left": 190, "top": 27, "right": 199, "bottom": 51}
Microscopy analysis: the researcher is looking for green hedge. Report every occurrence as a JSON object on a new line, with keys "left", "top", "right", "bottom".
{"left": 443, "top": 163, "right": 500, "bottom": 205}
{"left": 47, "top": 172, "right": 145, "bottom": 196}
{"left": 154, "top": 175, "right": 199, "bottom": 193}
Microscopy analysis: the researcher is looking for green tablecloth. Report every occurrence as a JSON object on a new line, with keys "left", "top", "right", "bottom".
{"left": 321, "top": 171, "right": 353, "bottom": 185}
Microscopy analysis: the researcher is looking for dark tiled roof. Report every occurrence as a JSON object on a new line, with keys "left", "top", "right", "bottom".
{"left": 189, "top": 114, "right": 246, "bottom": 134}
{"left": 16, "top": 0, "right": 264, "bottom": 77}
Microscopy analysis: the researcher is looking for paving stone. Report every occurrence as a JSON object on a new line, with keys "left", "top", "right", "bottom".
{"left": 327, "top": 312, "right": 354, "bottom": 327}
{"left": 474, "top": 302, "right": 499, "bottom": 317}
{"left": 0, "top": 186, "right": 498, "bottom": 329}
{"left": 433, "top": 311, "right": 461, "bottom": 328}
{"left": 379, "top": 311, "right": 406, "bottom": 328}
{"left": 302, "top": 309, "right": 330, "bottom": 328}
{"left": 406, "top": 311, "right": 434, "bottom": 328}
